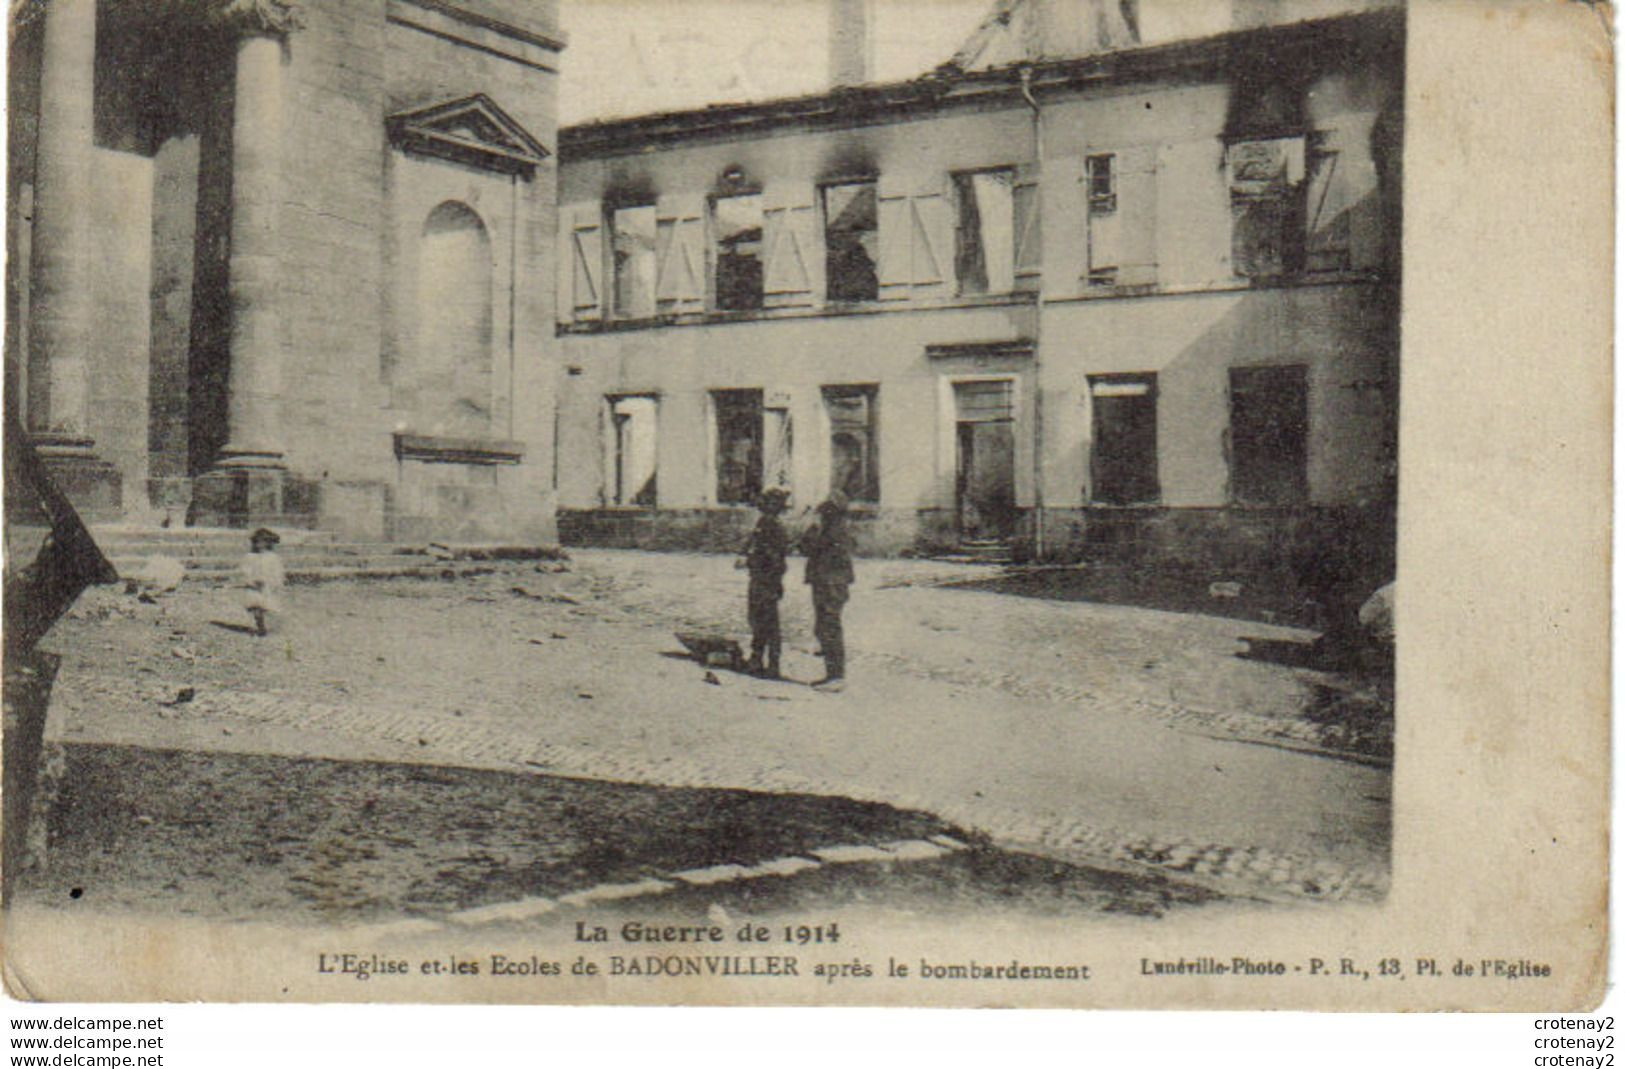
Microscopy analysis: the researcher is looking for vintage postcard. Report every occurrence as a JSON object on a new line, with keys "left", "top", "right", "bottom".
{"left": 0, "top": 0, "right": 1609, "bottom": 1011}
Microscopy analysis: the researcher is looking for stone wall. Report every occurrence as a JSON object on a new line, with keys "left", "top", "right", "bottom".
{"left": 377, "top": 1, "right": 561, "bottom": 541}
{"left": 6, "top": 0, "right": 563, "bottom": 541}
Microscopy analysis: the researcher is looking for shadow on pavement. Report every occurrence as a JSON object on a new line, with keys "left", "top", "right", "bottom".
{"left": 14, "top": 741, "right": 1219, "bottom": 926}
{"left": 944, "top": 564, "right": 1324, "bottom": 629}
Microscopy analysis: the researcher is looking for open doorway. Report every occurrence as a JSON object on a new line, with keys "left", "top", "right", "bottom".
{"left": 953, "top": 379, "right": 1016, "bottom": 544}
{"left": 1229, "top": 364, "right": 1308, "bottom": 506}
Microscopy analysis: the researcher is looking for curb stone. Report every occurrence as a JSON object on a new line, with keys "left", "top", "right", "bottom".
{"left": 353, "top": 837, "right": 969, "bottom": 939}
{"left": 55, "top": 671, "right": 1387, "bottom": 906}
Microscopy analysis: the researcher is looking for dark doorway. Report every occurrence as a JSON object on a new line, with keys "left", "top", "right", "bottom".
{"left": 1229, "top": 364, "right": 1309, "bottom": 505}
{"left": 953, "top": 380, "right": 1017, "bottom": 543}
{"left": 713, "top": 389, "right": 763, "bottom": 505}
{"left": 1089, "top": 373, "right": 1159, "bottom": 505}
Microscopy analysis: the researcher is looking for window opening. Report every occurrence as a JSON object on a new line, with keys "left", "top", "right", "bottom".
{"left": 823, "top": 385, "right": 879, "bottom": 503}
{"left": 1229, "top": 137, "right": 1308, "bottom": 279}
{"left": 952, "top": 169, "right": 1016, "bottom": 295}
{"left": 713, "top": 193, "right": 764, "bottom": 311}
{"left": 611, "top": 204, "right": 657, "bottom": 319}
{"left": 713, "top": 389, "right": 764, "bottom": 504}
{"left": 609, "top": 395, "right": 658, "bottom": 506}
{"left": 823, "top": 181, "right": 879, "bottom": 302}
{"left": 1085, "top": 153, "right": 1118, "bottom": 286}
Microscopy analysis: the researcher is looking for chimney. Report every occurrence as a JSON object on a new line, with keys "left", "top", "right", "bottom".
{"left": 828, "top": 0, "right": 873, "bottom": 88}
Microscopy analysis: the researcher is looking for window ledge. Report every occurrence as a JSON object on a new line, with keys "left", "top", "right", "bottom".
{"left": 559, "top": 292, "right": 1038, "bottom": 335}
{"left": 1054, "top": 269, "right": 1388, "bottom": 304}
{"left": 394, "top": 433, "right": 525, "bottom": 465}
{"left": 1226, "top": 502, "right": 1314, "bottom": 511}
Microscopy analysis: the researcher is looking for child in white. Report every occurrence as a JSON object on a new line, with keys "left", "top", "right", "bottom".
{"left": 240, "top": 527, "right": 285, "bottom": 637}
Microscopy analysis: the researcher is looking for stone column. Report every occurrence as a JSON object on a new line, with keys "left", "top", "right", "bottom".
{"left": 25, "top": 0, "right": 121, "bottom": 514}
{"left": 194, "top": 0, "right": 303, "bottom": 526}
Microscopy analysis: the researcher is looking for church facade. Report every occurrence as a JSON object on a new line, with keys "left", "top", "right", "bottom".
{"left": 7, "top": 0, "right": 562, "bottom": 542}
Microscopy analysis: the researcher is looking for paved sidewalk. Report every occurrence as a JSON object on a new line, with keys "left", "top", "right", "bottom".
{"left": 39, "top": 550, "right": 1391, "bottom": 903}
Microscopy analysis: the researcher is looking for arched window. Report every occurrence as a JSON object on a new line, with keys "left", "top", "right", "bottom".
{"left": 418, "top": 201, "right": 493, "bottom": 436}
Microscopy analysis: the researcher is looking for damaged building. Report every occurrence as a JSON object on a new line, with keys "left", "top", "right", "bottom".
{"left": 554, "top": 0, "right": 1401, "bottom": 576}
{"left": 6, "top": 0, "right": 1400, "bottom": 581}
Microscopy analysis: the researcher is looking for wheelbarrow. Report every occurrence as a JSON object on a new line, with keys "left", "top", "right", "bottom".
{"left": 674, "top": 631, "right": 745, "bottom": 670}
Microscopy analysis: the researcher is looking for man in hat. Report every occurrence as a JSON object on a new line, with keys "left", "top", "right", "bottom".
{"left": 738, "top": 487, "right": 790, "bottom": 678}
{"left": 800, "top": 491, "right": 854, "bottom": 691}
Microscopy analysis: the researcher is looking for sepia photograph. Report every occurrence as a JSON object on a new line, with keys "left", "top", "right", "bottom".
{"left": 0, "top": 0, "right": 1605, "bottom": 1013}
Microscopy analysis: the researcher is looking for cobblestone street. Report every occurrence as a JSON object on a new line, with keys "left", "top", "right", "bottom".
{"left": 32, "top": 548, "right": 1391, "bottom": 916}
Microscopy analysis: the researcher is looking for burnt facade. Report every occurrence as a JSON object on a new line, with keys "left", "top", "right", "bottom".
{"left": 553, "top": 5, "right": 1401, "bottom": 575}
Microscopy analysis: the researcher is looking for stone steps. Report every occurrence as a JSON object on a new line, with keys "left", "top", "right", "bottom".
{"left": 7, "top": 523, "right": 563, "bottom": 585}
{"left": 106, "top": 541, "right": 406, "bottom": 561}
{"left": 109, "top": 552, "right": 435, "bottom": 575}
{"left": 113, "top": 554, "right": 511, "bottom": 586}
{"left": 930, "top": 541, "right": 1015, "bottom": 566}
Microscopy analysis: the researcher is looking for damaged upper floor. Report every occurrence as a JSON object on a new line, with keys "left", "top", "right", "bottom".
{"left": 556, "top": 8, "right": 1401, "bottom": 332}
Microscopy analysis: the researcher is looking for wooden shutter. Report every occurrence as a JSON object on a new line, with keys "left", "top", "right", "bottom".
{"left": 1012, "top": 162, "right": 1042, "bottom": 294}
{"left": 876, "top": 171, "right": 911, "bottom": 302}
{"left": 562, "top": 201, "right": 604, "bottom": 322}
{"left": 762, "top": 180, "right": 819, "bottom": 309}
{"left": 1115, "top": 145, "right": 1159, "bottom": 287}
{"left": 877, "top": 170, "right": 951, "bottom": 302}
{"left": 909, "top": 173, "right": 951, "bottom": 298}
{"left": 655, "top": 194, "right": 706, "bottom": 315}
{"left": 556, "top": 206, "right": 573, "bottom": 325}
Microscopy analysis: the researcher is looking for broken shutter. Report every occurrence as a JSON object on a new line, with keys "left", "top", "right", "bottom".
{"left": 1012, "top": 162, "right": 1042, "bottom": 294}
{"left": 1228, "top": 136, "right": 1307, "bottom": 279}
{"left": 1308, "top": 124, "right": 1382, "bottom": 272}
{"left": 1303, "top": 142, "right": 1349, "bottom": 273}
{"left": 655, "top": 193, "right": 707, "bottom": 315}
{"left": 1114, "top": 145, "right": 1159, "bottom": 287}
{"left": 561, "top": 201, "right": 605, "bottom": 322}
{"left": 877, "top": 169, "right": 951, "bottom": 302}
{"left": 762, "top": 180, "right": 819, "bottom": 309}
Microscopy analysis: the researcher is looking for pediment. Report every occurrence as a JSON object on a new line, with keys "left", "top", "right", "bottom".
{"left": 387, "top": 94, "right": 550, "bottom": 177}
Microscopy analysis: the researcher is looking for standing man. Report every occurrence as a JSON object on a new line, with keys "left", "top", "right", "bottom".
{"left": 801, "top": 493, "right": 854, "bottom": 692}
{"left": 739, "top": 487, "right": 790, "bottom": 678}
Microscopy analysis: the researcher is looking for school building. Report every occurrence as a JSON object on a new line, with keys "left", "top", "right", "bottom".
{"left": 553, "top": 1, "right": 1401, "bottom": 573}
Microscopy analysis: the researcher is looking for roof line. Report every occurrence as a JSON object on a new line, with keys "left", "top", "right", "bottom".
{"left": 560, "top": 8, "right": 1400, "bottom": 160}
